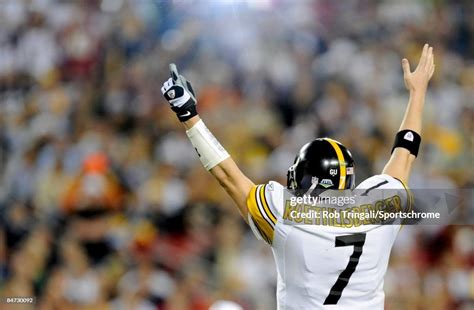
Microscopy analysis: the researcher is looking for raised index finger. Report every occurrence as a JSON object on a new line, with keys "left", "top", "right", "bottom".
{"left": 170, "top": 63, "right": 179, "bottom": 82}
{"left": 425, "top": 47, "right": 434, "bottom": 70}
{"left": 419, "top": 44, "right": 429, "bottom": 68}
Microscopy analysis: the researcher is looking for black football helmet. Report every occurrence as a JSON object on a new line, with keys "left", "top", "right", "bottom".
{"left": 287, "top": 138, "right": 355, "bottom": 191}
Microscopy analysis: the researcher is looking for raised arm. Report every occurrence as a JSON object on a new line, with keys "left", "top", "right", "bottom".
{"left": 161, "top": 65, "right": 254, "bottom": 221}
{"left": 382, "top": 44, "right": 435, "bottom": 183}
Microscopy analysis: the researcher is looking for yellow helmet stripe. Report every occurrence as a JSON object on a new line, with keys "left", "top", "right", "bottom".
{"left": 324, "top": 138, "right": 346, "bottom": 189}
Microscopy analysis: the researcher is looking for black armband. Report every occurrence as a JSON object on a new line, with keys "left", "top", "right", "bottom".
{"left": 391, "top": 130, "right": 421, "bottom": 157}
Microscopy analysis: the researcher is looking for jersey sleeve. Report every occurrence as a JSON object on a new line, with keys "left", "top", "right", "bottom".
{"left": 390, "top": 176, "right": 413, "bottom": 212}
{"left": 357, "top": 174, "right": 413, "bottom": 213}
{"left": 246, "top": 181, "right": 284, "bottom": 245}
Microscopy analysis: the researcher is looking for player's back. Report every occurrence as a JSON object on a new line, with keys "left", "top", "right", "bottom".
{"left": 246, "top": 174, "right": 411, "bottom": 310}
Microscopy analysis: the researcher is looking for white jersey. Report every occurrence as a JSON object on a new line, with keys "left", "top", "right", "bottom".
{"left": 246, "top": 174, "right": 412, "bottom": 310}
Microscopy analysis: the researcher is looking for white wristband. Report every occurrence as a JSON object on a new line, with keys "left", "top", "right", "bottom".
{"left": 186, "top": 120, "right": 230, "bottom": 170}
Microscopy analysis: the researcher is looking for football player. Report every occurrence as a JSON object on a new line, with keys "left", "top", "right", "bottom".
{"left": 161, "top": 44, "right": 435, "bottom": 309}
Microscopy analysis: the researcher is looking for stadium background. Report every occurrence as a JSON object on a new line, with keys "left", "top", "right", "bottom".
{"left": 0, "top": 0, "right": 472, "bottom": 309}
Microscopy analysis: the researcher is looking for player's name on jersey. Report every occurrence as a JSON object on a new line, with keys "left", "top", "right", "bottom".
{"left": 282, "top": 195, "right": 403, "bottom": 227}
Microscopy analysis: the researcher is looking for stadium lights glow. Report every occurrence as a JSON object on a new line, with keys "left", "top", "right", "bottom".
{"left": 101, "top": 0, "right": 123, "bottom": 13}
{"left": 245, "top": 0, "right": 271, "bottom": 9}
{"left": 210, "top": 0, "right": 272, "bottom": 10}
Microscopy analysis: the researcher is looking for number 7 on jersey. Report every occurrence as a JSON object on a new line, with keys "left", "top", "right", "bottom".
{"left": 324, "top": 233, "right": 367, "bottom": 305}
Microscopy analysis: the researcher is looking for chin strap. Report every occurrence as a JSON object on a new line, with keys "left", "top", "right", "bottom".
{"left": 304, "top": 177, "right": 319, "bottom": 196}
{"left": 287, "top": 163, "right": 298, "bottom": 190}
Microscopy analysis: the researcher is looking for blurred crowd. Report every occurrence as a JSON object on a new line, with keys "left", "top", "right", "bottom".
{"left": 0, "top": 0, "right": 473, "bottom": 309}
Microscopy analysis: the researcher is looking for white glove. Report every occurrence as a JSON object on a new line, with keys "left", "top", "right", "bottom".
{"left": 161, "top": 64, "right": 197, "bottom": 122}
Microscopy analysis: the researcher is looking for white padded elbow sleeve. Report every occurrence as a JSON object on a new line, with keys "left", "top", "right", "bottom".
{"left": 186, "top": 120, "right": 230, "bottom": 170}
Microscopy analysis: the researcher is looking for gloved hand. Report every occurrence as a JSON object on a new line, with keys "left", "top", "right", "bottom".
{"left": 161, "top": 63, "right": 198, "bottom": 122}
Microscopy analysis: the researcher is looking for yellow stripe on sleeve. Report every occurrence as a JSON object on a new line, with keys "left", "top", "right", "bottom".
{"left": 396, "top": 178, "right": 413, "bottom": 230}
{"left": 247, "top": 185, "right": 274, "bottom": 244}
{"left": 398, "top": 179, "right": 414, "bottom": 212}
{"left": 259, "top": 185, "right": 277, "bottom": 224}
{"left": 252, "top": 219, "right": 271, "bottom": 244}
